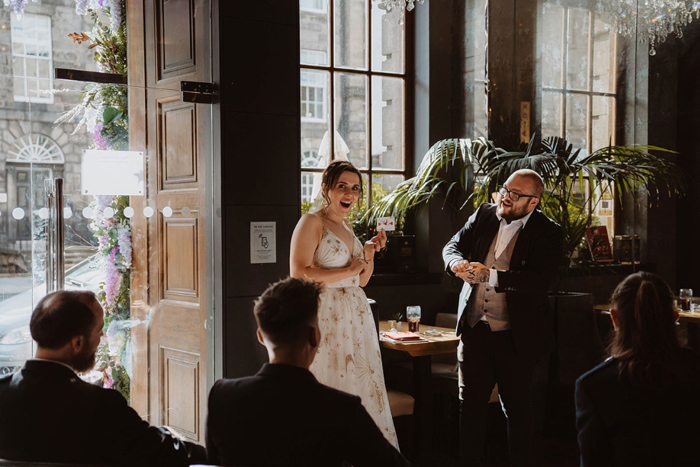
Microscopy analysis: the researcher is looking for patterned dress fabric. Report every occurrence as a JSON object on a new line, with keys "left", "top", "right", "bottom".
{"left": 309, "top": 225, "right": 399, "bottom": 448}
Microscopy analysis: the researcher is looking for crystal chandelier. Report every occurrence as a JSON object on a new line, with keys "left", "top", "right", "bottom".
{"left": 377, "top": 0, "right": 424, "bottom": 20}
{"left": 597, "top": 1, "right": 700, "bottom": 55}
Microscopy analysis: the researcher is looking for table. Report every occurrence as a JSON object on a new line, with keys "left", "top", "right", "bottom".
{"left": 378, "top": 320, "right": 460, "bottom": 458}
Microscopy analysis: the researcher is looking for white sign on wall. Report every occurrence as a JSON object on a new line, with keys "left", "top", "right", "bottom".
{"left": 81, "top": 150, "right": 144, "bottom": 196}
{"left": 250, "top": 221, "right": 276, "bottom": 264}
{"left": 0, "top": 193, "right": 7, "bottom": 203}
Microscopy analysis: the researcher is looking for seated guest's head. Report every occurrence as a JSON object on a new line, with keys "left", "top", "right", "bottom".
{"left": 30, "top": 290, "right": 104, "bottom": 372}
{"left": 609, "top": 271, "right": 681, "bottom": 389}
{"left": 254, "top": 277, "right": 324, "bottom": 368}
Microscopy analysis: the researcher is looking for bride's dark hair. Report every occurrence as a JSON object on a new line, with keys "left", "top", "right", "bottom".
{"left": 321, "top": 160, "right": 363, "bottom": 207}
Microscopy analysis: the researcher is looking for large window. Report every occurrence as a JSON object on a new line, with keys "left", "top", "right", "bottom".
{"left": 300, "top": 0, "right": 409, "bottom": 211}
{"left": 539, "top": 3, "right": 617, "bottom": 154}
{"left": 539, "top": 1, "right": 617, "bottom": 235}
{"left": 11, "top": 13, "right": 54, "bottom": 104}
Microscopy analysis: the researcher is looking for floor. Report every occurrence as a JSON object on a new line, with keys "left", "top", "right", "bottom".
{"left": 397, "top": 387, "right": 581, "bottom": 467}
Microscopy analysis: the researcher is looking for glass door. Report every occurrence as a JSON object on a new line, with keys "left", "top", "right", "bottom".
{"left": 0, "top": 3, "right": 134, "bottom": 394}
{"left": 0, "top": 2, "right": 215, "bottom": 442}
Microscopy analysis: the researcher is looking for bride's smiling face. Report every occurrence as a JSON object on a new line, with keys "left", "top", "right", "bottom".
{"left": 324, "top": 171, "right": 361, "bottom": 216}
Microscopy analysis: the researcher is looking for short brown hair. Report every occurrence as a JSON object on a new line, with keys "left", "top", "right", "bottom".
{"left": 254, "top": 277, "right": 324, "bottom": 348}
{"left": 321, "top": 160, "right": 363, "bottom": 207}
{"left": 30, "top": 291, "right": 99, "bottom": 349}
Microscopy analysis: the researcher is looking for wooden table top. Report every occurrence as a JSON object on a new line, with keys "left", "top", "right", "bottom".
{"left": 378, "top": 320, "right": 460, "bottom": 357}
{"left": 595, "top": 303, "right": 700, "bottom": 324}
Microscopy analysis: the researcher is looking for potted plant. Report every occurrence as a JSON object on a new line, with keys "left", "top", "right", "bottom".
{"left": 366, "top": 136, "right": 686, "bottom": 272}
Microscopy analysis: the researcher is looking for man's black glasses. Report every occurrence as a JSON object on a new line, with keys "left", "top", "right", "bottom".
{"left": 498, "top": 185, "right": 538, "bottom": 202}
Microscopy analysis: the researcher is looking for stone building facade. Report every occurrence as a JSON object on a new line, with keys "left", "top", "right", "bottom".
{"left": 0, "top": 1, "right": 96, "bottom": 271}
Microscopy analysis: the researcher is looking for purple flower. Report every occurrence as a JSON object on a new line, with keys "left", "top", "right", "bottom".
{"left": 117, "top": 227, "right": 131, "bottom": 268}
{"left": 74, "top": 0, "right": 89, "bottom": 15}
{"left": 104, "top": 247, "right": 121, "bottom": 307}
{"left": 93, "top": 123, "right": 111, "bottom": 150}
{"left": 109, "top": 0, "right": 122, "bottom": 33}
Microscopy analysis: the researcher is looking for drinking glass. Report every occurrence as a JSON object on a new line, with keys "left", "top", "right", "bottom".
{"left": 680, "top": 288, "right": 694, "bottom": 312}
{"left": 407, "top": 306, "right": 421, "bottom": 332}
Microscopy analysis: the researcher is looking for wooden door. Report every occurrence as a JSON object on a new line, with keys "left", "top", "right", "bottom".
{"left": 128, "top": 0, "right": 212, "bottom": 443}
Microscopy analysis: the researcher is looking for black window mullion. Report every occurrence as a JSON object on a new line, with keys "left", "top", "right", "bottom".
{"left": 367, "top": 0, "right": 373, "bottom": 208}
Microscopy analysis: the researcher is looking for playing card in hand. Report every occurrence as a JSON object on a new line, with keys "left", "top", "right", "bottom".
{"left": 377, "top": 216, "right": 396, "bottom": 232}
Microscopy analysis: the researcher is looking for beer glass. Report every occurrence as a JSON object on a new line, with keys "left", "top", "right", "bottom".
{"left": 407, "top": 306, "right": 421, "bottom": 332}
{"left": 679, "top": 288, "right": 693, "bottom": 312}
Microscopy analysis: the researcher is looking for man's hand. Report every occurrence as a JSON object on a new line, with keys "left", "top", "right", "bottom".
{"left": 456, "top": 262, "right": 490, "bottom": 283}
{"left": 451, "top": 260, "right": 471, "bottom": 273}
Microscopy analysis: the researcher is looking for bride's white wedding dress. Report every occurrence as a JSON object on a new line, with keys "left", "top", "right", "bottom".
{"left": 309, "top": 223, "right": 399, "bottom": 448}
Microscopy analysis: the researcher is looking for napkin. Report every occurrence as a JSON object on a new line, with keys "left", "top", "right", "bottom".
{"left": 381, "top": 331, "right": 425, "bottom": 341}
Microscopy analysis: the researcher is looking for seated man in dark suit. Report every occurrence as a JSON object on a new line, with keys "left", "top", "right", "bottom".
{"left": 206, "top": 277, "right": 412, "bottom": 467}
{"left": 0, "top": 290, "right": 206, "bottom": 466}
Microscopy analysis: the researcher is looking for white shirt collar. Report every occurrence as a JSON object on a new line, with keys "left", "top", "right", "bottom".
{"left": 495, "top": 206, "right": 535, "bottom": 228}
{"left": 30, "top": 358, "right": 76, "bottom": 374}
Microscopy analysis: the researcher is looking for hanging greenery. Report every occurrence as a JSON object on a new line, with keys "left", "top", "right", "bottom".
{"left": 58, "top": 0, "right": 131, "bottom": 402}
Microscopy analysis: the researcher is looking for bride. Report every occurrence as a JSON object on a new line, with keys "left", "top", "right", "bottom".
{"left": 290, "top": 160, "right": 398, "bottom": 447}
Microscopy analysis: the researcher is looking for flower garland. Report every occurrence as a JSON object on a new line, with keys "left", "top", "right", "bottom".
{"left": 3, "top": 0, "right": 35, "bottom": 17}
{"left": 62, "top": 0, "right": 131, "bottom": 402}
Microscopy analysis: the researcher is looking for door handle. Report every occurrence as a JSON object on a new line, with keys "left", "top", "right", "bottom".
{"left": 45, "top": 178, "right": 65, "bottom": 293}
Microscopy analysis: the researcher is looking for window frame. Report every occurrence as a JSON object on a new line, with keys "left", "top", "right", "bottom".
{"left": 300, "top": 0, "right": 414, "bottom": 210}
{"left": 11, "top": 13, "right": 54, "bottom": 104}
{"left": 300, "top": 68, "right": 328, "bottom": 123}
{"left": 300, "top": 0, "right": 328, "bottom": 14}
{"left": 539, "top": 6, "right": 618, "bottom": 155}
{"left": 538, "top": 4, "right": 618, "bottom": 237}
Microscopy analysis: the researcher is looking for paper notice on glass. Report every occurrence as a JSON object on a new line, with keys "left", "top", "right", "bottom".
{"left": 81, "top": 150, "right": 144, "bottom": 195}
{"left": 251, "top": 221, "right": 276, "bottom": 264}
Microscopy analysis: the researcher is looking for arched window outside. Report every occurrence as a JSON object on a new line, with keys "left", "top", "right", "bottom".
{"left": 6, "top": 134, "right": 65, "bottom": 164}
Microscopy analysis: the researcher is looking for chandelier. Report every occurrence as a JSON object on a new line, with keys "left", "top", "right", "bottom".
{"left": 377, "top": 0, "right": 423, "bottom": 20}
{"left": 597, "top": 1, "right": 700, "bottom": 55}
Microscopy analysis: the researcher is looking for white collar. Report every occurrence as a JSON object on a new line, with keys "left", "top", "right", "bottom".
{"left": 30, "top": 358, "right": 77, "bottom": 374}
{"left": 495, "top": 207, "right": 535, "bottom": 228}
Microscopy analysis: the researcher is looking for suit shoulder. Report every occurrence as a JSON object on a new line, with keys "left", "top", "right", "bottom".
{"left": 532, "top": 209, "right": 562, "bottom": 231}
{"left": 479, "top": 203, "right": 497, "bottom": 216}
{"left": 208, "top": 376, "right": 258, "bottom": 401}
{"left": 577, "top": 357, "right": 617, "bottom": 388}
{"left": 313, "top": 382, "right": 363, "bottom": 411}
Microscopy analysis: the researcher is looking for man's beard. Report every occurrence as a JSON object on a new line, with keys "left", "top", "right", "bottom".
{"left": 497, "top": 201, "right": 528, "bottom": 221}
{"left": 71, "top": 345, "right": 97, "bottom": 373}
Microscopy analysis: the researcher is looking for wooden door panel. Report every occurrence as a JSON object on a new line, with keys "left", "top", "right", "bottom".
{"left": 161, "top": 346, "right": 201, "bottom": 441}
{"left": 158, "top": 0, "right": 197, "bottom": 79}
{"left": 159, "top": 99, "right": 199, "bottom": 189}
{"left": 162, "top": 216, "right": 199, "bottom": 300}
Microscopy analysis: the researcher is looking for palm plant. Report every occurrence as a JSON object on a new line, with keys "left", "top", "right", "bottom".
{"left": 366, "top": 136, "right": 687, "bottom": 266}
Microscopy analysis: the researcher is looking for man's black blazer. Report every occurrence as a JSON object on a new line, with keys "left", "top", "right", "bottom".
{"left": 575, "top": 350, "right": 700, "bottom": 466}
{"left": 0, "top": 360, "right": 205, "bottom": 466}
{"left": 206, "top": 363, "right": 412, "bottom": 467}
{"left": 443, "top": 203, "right": 563, "bottom": 358}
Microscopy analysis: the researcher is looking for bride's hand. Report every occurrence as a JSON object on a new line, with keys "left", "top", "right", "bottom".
{"left": 363, "top": 229, "right": 387, "bottom": 261}
{"left": 348, "top": 257, "right": 367, "bottom": 276}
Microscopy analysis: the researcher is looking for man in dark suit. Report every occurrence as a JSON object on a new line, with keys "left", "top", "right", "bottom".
{"left": 206, "top": 277, "right": 411, "bottom": 467}
{"left": 443, "top": 169, "right": 563, "bottom": 466}
{"left": 0, "top": 290, "right": 206, "bottom": 466}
